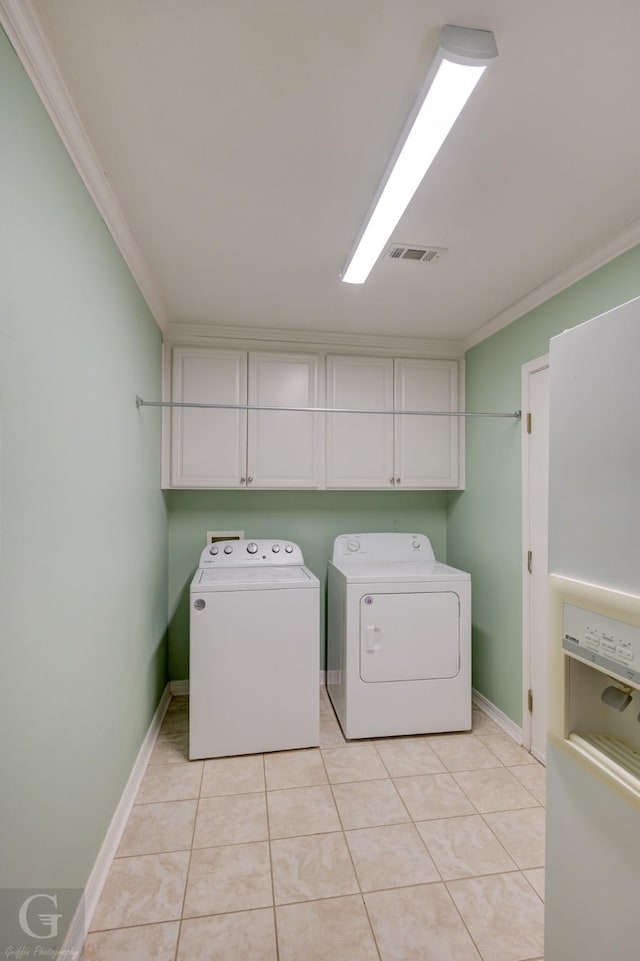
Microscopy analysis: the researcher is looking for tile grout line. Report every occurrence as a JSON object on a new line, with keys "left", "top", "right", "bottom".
{"left": 447, "top": 764, "right": 542, "bottom": 817}
{"left": 367, "top": 736, "right": 450, "bottom": 887}
{"left": 520, "top": 868, "right": 545, "bottom": 904}
{"left": 86, "top": 699, "right": 198, "bottom": 951}
{"left": 264, "top": 751, "right": 281, "bottom": 961}
{"left": 369, "top": 740, "right": 430, "bottom": 824}
{"left": 318, "top": 734, "right": 384, "bottom": 961}
{"left": 442, "top": 872, "right": 504, "bottom": 961}
{"left": 172, "top": 701, "right": 206, "bottom": 961}
{"left": 479, "top": 807, "right": 545, "bottom": 874}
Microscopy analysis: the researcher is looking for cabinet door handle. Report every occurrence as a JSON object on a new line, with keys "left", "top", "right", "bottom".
{"left": 389, "top": 477, "right": 395, "bottom": 485}
{"left": 396, "top": 477, "right": 401, "bottom": 484}
{"left": 240, "top": 476, "right": 246, "bottom": 484}
{"left": 247, "top": 476, "right": 253, "bottom": 485}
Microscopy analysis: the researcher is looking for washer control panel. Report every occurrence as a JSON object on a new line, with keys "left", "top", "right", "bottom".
{"left": 199, "top": 539, "right": 304, "bottom": 567}
{"left": 563, "top": 604, "right": 640, "bottom": 685}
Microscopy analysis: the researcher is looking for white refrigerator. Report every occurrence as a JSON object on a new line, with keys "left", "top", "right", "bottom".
{"left": 545, "top": 296, "right": 640, "bottom": 958}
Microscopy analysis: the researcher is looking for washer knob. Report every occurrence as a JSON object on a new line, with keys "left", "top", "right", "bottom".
{"left": 284, "top": 544, "right": 294, "bottom": 553}
{"left": 272, "top": 544, "right": 281, "bottom": 553}
{"left": 209, "top": 545, "right": 219, "bottom": 555}
{"left": 412, "top": 540, "right": 421, "bottom": 550}
{"left": 247, "top": 542, "right": 258, "bottom": 554}
{"left": 223, "top": 544, "right": 233, "bottom": 554}
{"left": 347, "top": 539, "right": 360, "bottom": 552}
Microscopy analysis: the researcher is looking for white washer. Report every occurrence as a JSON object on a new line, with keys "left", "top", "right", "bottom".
{"left": 189, "top": 539, "right": 320, "bottom": 759}
{"left": 327, "top": 532, "right": 471, "bottom": 739}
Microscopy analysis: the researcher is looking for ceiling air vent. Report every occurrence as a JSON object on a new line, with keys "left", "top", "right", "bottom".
{"left": 386, "top": 244, "right": 447, "bottom": 264}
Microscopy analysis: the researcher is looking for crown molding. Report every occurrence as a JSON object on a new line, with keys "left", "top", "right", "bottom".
{"left": 6, "top": 0, "right": 638, "bottom": 353}
{"left": 162, "top": 321, "right": 465, "bottom": 358}
{"left": 0, "top": 0, "right": 169, "bottom": 330}
{"left": 463, "top": 215, "right": 640, "bottom": 351}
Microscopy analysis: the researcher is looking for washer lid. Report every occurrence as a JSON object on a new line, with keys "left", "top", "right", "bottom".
{"left": 330, "top": 561, "right": 470, "bottom": 583}
{"left": 191, "top": 565, "right": 318, "bottom": 590}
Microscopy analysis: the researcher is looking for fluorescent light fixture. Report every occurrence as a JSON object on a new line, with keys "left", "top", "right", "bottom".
{"left": 341, "top": 25, "right": 498, "bottom": 285}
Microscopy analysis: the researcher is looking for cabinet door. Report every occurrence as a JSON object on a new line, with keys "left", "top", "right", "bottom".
{"left": 326, "top": 355, "right": 394, "bottom": 488}
{"left": 394, "top": 358, "right": 459, "bottom": 488}
{"left": 171, "top": 348, "right": 247, "bottom": 487}
{"left": 247, "top": 351, "right": 321, "bottom": 488}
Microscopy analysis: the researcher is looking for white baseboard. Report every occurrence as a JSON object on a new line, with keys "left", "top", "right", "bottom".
{"left": 530, "top": 745, "right": 546, "bottom": 764}
{"left": 472, "top": 688, "right": 523, "bottom": 744}
{"left": 61, "top": 684, "right": 172, "bottom": 956}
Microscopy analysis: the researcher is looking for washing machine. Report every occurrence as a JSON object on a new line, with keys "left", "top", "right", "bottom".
{"left": 189, "top": 539, "right": 320, "bottom": 759}
{"left": 327, "top": 532, "right": 471, "bottom": 739}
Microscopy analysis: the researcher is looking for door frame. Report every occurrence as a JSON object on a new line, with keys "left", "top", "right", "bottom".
{"left": 521, "top": 353, "right": 549, "bottom": 757}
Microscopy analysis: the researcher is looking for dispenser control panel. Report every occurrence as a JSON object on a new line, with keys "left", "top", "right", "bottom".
{"left": 563, "top": 604, "right": 640, "bottom": 686}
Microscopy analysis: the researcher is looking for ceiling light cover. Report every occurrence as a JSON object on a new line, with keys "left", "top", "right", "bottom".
{"left": 342, "top": 25, "right": 498, "bottom": 285}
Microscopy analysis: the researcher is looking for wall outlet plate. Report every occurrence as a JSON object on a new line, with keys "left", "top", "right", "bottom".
{"left": 206, "top": 530, "right": 244, "bottom": 545}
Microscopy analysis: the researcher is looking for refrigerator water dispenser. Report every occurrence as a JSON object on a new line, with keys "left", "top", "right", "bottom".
{"left": 561, "top": 600, "right": 640, "bottom": 795}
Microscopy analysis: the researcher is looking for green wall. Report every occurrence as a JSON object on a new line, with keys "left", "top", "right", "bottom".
{"left": 167, "top": 241, "right": 640, "bottom": 692}
{"left": 0, "top": 26, "right": 167, "bottom": 900}
{"left": 166, "top": 490, "right": 448, "bottom": 679}
{"left": 448, "top": 244, "right": 640, "bottom": 723}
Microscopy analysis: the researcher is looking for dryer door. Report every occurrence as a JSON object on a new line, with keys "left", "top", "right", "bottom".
{"left": 359, "top": 591, "right": 460, "bottom": 682}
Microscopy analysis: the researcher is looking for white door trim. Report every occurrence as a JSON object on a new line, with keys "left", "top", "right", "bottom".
{"left": 521, "top": 353, "right": 549, "bottom": 757}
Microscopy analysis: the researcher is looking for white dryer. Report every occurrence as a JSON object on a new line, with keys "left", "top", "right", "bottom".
{"left": 190, "top": 539, "right": 319, "bottom": 759}
{"left": 327, "top": 532, "right": 471, "bottom": 739}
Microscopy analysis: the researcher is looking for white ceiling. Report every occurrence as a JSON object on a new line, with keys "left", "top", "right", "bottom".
{"left": 21, "top": 0, "right": 640, "bottom": 343}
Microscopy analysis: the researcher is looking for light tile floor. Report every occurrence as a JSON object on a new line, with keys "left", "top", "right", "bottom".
{"left": 84, "top": 692, "right": 545, "bottom": 961}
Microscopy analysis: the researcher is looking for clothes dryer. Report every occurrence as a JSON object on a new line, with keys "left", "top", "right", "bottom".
{"left": 327, "top": 532, "right": 471, "bottom": 739}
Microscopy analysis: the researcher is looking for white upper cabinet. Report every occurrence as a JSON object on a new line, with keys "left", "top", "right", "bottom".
{"left": 167, "top": 345, "right": 462, "bottom": 490}
{"left": 171, "top": 348, "right": 247, "bottom": 488}
{"left": 326, "top": 355, "right": 395, "bottom": 488}
{"left": 248, "top": 351, "right": 321, "bottom": 488}
{"left": 326, "top": 355, "right": 460, "bottom": 489}
{"left": 394, "top": 358, "right": 459, "bottom": 488}
{"left": 170, "top": 347, "right": 321, "bottom": 488}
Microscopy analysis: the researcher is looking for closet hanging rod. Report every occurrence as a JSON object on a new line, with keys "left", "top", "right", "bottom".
{"left": 135, "top": 396, "right": 521, "bottom": 419}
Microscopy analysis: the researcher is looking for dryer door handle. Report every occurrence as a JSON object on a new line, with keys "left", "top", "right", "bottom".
{"left": 365, "top": 625, "right": 382, "bottom": 653}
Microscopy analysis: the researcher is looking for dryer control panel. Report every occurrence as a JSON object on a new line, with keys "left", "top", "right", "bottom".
{"left": 199, "top": 539, "right": 304, "bottom": 567}
{"left": 331, "top": 533, "right": 436, "bottom": 564}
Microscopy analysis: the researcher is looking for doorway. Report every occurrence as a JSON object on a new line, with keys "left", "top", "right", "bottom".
{"left": 521, "top": 356, "right": 550, "bottom": 763}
